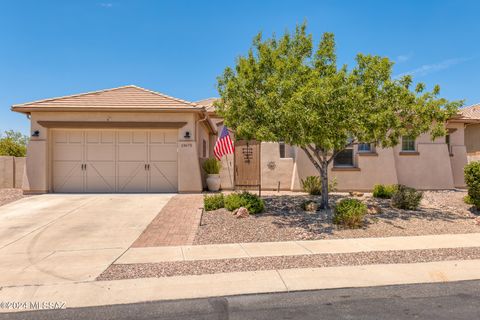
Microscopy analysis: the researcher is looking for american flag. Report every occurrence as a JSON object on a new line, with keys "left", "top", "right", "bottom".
{"left": 214, "top": 126, "right": 235, "bottom": 160}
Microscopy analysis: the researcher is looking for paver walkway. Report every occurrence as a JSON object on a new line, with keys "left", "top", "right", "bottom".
{"left": 131, "top": 194, "right": 203, "bottom": 247}
{"left": 118, "top": 233, "right": 480, "bottom": 264}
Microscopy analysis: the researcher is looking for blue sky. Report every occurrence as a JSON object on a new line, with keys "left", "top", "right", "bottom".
{"left": 1, "top": 0, "right": 479, "bottom": 134}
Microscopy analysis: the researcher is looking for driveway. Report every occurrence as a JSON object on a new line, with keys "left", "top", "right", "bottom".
{"left": 0, "top": 194, "right": 173, "bottom": 287}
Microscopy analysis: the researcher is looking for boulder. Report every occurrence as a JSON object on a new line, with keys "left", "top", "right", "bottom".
{"left": 349, "top": 191, "right": 364, "bottom": 197}
{"left": 303, "top": 201, "right": 318, "bottom": 212}
{"left": 235, "top": 207, "right": 249, "bottom": 218}
{"left": 367, "top": 204, "right": 382, "bottom": 215}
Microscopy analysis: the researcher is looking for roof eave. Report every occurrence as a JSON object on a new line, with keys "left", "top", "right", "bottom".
{"left": 11, "top": 106, "right": 204, "bottom": 114}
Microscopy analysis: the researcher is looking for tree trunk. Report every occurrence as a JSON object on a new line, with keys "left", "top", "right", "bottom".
{"left": 319, "top": 164, "right": 329, "bottom": 209}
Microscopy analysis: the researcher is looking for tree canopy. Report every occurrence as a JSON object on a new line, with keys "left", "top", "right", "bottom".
{"left": 0, "top": 130, "right": 28, "bottom": 157}
{"left": 216, "top": 23, "right": 462, "bottom": 208}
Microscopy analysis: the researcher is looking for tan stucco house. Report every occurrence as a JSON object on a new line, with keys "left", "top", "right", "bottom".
{"left": 12, "top": 85, "right": 217, "bottom": 194}
{"left": 12, "top": 85, "right": 475, "bottom": 194}
{"left": 458, "top": 103, "right": 480, "bottom": 163}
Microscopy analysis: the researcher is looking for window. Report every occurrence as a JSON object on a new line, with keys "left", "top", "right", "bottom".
{"left": 202, "top": 139, "right": 207, "bottom": 158}
{"left": 358, "top": 143, "right": 372, "bottom": 152}
{"left": 401, "top": 136, "right": 416, "bottom": 152}
{"left": 334, "top": 148, "right": 354, "bottom": 167}
{"left": 279, "top": 141, "right": 286, "bottom": 158}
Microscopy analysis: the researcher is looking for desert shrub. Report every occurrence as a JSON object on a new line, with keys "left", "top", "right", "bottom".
{"left": 203, "top": 193, "right": 224, "bottom": 211}
{"left": 464, "top": 195, "right": 474, "bottom": 205}
{"left": 391, "top": 185, "right": 423, "bottom": 210}
{"left": 224, "top": 192, "right": 265, "bottom": 214}
{"left": 203, "top": 158, "right": 222, "bottom": 174}
{"left": 464, "top": 161, "right": 480, "bottom": 209}
{"left": 301, "top": 176, "right": 338, "bottom": 195}
{"left": 372, "top": 184, "right": 398, "bottom": 199}
{"left": 301, "top": 176, "right": 322, "bottom": 195}
{"left": 333, "top": 198, "right": 367, "bottom": 229}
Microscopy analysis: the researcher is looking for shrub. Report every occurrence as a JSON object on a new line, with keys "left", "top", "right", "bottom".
{"left": 224, "top": 191, "right": 265, "bottom": 214}
{"left": 301, "top": 200, "right": 318, "bottom": 212}
{"left": 464, "top": 195, "right": 474, "bottom": 205}
{"left": 333, "top": 198, "right": 367, "bottom": 229}
{"left": 301, "top": 176, "right": 338, "bottom": 195}
{"left": 391, "top": 185, "right": 423, "bottom": 210}
{"left": 372, "top": 184, "right": 397, "bottom": 199}
{"left": 203, "top": 193, "right": 224, "bottom": 211}
{"left": 464, "top": 161, "right": 480, "bottom": 209}
{"left": 203, "top": 158, "right": 222, "bottom": 174}
{"left": 301, "top": 176, "right": 322, "bottom": 195}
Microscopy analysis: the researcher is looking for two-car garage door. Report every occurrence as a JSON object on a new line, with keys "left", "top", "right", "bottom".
{"left": 52, "top": 129, "right": 178, "bottom": 193}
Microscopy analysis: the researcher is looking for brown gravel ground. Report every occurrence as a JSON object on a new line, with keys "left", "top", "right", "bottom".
{"left": 194, "top": 190, "right": 480, "bottom": 245}
{"left": 97, "top": 247, "right": 480, "bottom": 281}
{"left": 0, "top": 188, "right": 27, "bottom": 207}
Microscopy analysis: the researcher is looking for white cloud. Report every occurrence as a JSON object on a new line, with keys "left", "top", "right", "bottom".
{"left": 98, "top": 3, "right": 113, "bottom": 8}
{"left": 395, "top": 57, "right": 469, "bottom": 78}
{"left": 396, "top": 53, "right": 412, "bottom": 63}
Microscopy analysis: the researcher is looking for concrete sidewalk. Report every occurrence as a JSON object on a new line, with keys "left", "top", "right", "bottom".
{"left": 115, "top": 233, "right": 480, "bottom": 264}
{"left": 2, "top": 259, "right": 480, "bottom": 312}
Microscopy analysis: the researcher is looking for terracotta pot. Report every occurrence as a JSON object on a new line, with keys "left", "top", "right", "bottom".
{"left": 206, "top": 174, "right": 221, "bottom": 191}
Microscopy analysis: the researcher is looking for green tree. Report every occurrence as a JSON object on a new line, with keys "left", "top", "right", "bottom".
{"left": 216, "top": 24, "right": 461, "bottom": 209}
{"left": 0, "top": 130, "right": 29, "bottom": 157}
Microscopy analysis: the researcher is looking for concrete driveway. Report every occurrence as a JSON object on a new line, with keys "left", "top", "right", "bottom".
{"left": 0, "top": 194, "right": 173, "bottom": 287}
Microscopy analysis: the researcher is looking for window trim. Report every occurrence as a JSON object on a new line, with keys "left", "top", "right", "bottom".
{"left": 401, "top": 136, "right": 416, "bottom": 152}
{"left": 333, "top": 147, "right": 355, "bottom": 167}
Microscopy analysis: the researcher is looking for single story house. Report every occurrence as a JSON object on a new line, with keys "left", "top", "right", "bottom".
{"left": 12, "top": 85, "right": 474, "bottom": 194}
{"left": 458, "top": 103, "right": 480, "bottom": 163}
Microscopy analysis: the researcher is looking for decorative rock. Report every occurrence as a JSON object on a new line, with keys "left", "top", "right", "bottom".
{"left": 235, "top": 207, "right": 249, "bottom": 218}
{"left": 232, "top": 208, "right": 239, "bottom": 215}
{"left": 367, "top": 204, "right": 382, "bottom": 215}
{"left": 349, "top": 191, "right": 364, "bottom": 197}
{"left": 304, "top": 201, "right": 318, "bottom": 212}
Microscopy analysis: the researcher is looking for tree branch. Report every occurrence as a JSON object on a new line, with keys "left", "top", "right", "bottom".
{"left": 301, "top": 147, "right": 322, "bottom": 171}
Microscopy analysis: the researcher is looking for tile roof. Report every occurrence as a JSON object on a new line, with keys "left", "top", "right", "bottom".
{"left": 459, "top": 103, "right": 480, "bottom": 121}
{"left": 12, "top": 85, "right": 202, "bottom": 112}
{"left": 195, "top": 97, "right": 219, "bottom": 112}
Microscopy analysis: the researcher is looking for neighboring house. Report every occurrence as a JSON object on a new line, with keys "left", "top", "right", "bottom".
{"left": 199, "top": 98, "right": 471, "bottom": 191}
{"left": 457, "top": 103, "right": 480, "bottom": 163}
{"left": 12, "top": 85, "right": 217, "bottom": 194}
{"left": 11, "top": 85, "right": 473, "bottom": 194}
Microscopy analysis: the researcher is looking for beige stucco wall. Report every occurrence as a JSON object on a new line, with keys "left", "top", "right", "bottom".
{"left": 465, "top": 124, "right": 480, "bottom": 154}
{"left": 23, "top": 111, "right": 204, "bottom": 193}
{"left": 260, "top": 142, "right": 294, "bottom": 190}
{"left": 0, "top": 156, "right": 25, "bottom": 188}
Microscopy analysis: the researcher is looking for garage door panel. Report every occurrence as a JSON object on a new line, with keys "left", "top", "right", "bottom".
{"left": 53, "top": 162, "right": 84, "bottom": 192}
{"left": 149, "top": 161, "right": 178, "bottom": 192}
{"left": 53, "top": 129, "right": 178, "bottom": 193}
{"left": 118, "top": 162, "right": 148, "bottom": 192}
{"left": 86, "top": 162, "right": 116, "bottom": 192}
{"left": 149, "top": 144, "right": 177, "bottom": 161}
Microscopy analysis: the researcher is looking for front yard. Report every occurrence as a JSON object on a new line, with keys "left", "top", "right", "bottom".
{"left": 195, "top": 190, "right": 480, "bottom": 245}
{"left": 0, "top": 188, "right": 27, "bottom": 207}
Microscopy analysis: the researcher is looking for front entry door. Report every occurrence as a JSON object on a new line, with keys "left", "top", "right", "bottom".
{"left": 234, "top": 140, "right": 261, "bottom": 191}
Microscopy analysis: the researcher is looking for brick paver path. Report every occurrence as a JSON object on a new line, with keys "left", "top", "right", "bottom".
{"left": 131, "top": 194, "right": 203, "bottom": 247}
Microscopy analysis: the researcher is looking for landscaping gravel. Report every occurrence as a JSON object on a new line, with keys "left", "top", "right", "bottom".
{"left": 0, "top": 188, "right": 27, "bottom": 207}
{"left": 97, "top": 247, "right": 480, "bottom": 281}
{"left": 195, "top": 190, "right": 479, "bottom": 245}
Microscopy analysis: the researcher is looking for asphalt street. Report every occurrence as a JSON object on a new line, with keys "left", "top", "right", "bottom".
{"left": 2, "top": 280, "right": 480, "bottom": 319}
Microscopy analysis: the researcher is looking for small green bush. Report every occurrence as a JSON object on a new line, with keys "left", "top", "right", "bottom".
{"left": 333, "top": 198, "right": 367, "bottom": 229}
{"left": 391, "top": 185, "right": 423, "bottom": 210}
{"left": 203, "top": 194, "right": 224, "bottom": 211}
{"left": 301, "top": 176, "right": 322, "bottom": 195}
{"left": 464, "top": 161, "right": 480, "bottom": 209}
{"left": 372, "top": 184, "right": 398, "bottom": 199}
{"left": 464, "top": 195, "right": 474, "bottom": 205}
{"left": 203, "top": 158, "right": 222, "bottom": 174}
{"left": 224, "top": 192, "right": 265, "bottom": 214}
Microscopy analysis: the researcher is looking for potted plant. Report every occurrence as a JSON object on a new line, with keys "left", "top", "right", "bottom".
{"left": 203, "top": 158, "right": 222, "bottom": 191}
